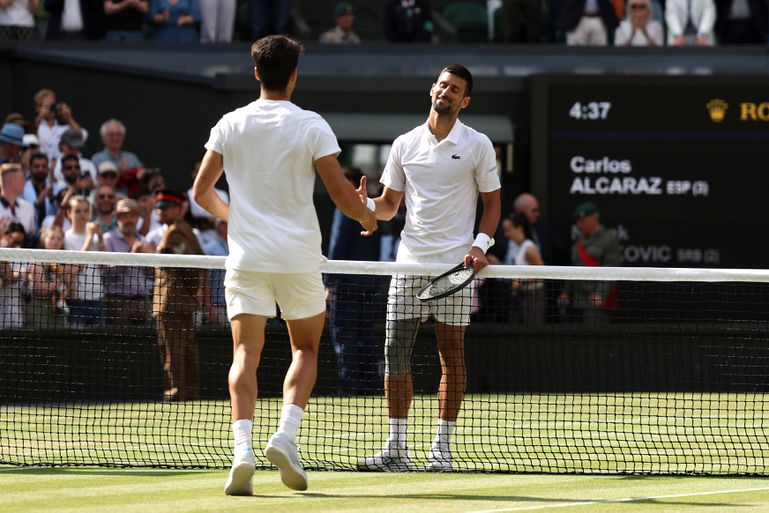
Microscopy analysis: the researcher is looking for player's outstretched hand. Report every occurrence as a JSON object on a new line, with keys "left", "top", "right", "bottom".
{"left": 359, "top": 208, "right": 378, "bottom": 237}
{"left": 356, "top": 175, "right": 368, "bottom": 202}
{"left": 464, "top": 247, "right": 489, "bottom": 273}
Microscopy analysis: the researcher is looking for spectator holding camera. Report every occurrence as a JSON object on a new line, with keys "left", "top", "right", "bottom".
{"left": 33, "top": 89, "right": 88, "bottom": 163}
{"left": 148, "top": 0, "right": 201, "bottom": 42}
{"left": 614, "top": 0, "right": 663, "bottom": 45}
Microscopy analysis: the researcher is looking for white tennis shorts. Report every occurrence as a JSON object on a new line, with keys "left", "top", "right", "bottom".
{"left": 387, "top": 247, "right": 474, "bottom": 327}
{"left": 224, "top": 268, "right": 326, "bottom": 321}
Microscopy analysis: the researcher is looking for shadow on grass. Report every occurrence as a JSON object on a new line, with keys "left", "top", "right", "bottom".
{"left": 0, "top": 467, "right": 212, "bottom": 477}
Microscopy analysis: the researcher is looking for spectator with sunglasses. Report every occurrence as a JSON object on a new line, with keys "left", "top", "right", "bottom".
{"left": 615, "top": 0, "right": 663, "bottom": 45}
{"left": 91, "top": 184, "right": 118, "bottom": 234}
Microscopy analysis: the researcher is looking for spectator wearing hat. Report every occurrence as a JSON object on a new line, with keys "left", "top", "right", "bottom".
{"left": 320, "top": 2, "right": 361, "bottom": 44}
{"left": 21, "top": 152, "right": 58, "bottom": 230}
{"left": 90, "top": 119, "right": 143, "bottom": 193}
{"left": 0, "top": 123, "right": 25, "bottom": 165}
{"left": 20, "top": 133, "right": 41, "bottom": 174}
{"left": 150, "top": 188, "right": 205, "bottom": 401}
{"left": 33, "top": 88, "right": 88, "bottom": 162}
{"left": 90, "top": 161, "right": 127, "bottom": 203}
{"left": 103, "top": 198, "right": 155, "bottom": 327}
{"left": 199, "top": 0, "right": 233, "bottom": 42}
{"left": 52, "top": 128, "right": 97, "bottom": 191}
{"left": 0, "top": 163, "right": 35, "bottom": 237}
{"left": 558, "top": 201, "right": 621, "bottom": 323}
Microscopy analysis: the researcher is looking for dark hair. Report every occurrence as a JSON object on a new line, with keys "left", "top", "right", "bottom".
{"left": 131, "top": 188, "right": 152, "bottom": 200}
{"left": 251, "top": 35, "right": 303, "bottom": 92}
{"left": 60, "top": 154, "right": 79, "bottom": 166}
{"left": 30, "top": 152, "right": 48, "bottom": 166}
{"left": 510, "top": 212, "right": 533, "bottom": 241}
{"left": 442, "top": 64, "right": 473, "bottom": 96}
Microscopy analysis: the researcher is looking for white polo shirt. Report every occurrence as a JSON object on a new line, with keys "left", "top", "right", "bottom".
{"left": 205, "top": 99, "right": 340, "bottom": 273}
{"left": 380, "top": 119, "right": 500, "bottom": 261}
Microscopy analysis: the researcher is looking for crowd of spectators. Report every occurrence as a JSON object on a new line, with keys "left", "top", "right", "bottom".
{"left": 0, "top": 87, "right": 229, "bottom": 330}
{"left": 0, "top": 0, "right": 765, "bottom": 46}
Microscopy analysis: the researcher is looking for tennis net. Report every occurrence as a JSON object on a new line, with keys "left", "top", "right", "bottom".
{"left": 2, "top": 247, "right": 769, "bottom": 474}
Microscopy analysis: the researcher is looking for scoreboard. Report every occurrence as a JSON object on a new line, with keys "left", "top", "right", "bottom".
{"left": 532, "top": 75, "right": 769, "bottom": 269}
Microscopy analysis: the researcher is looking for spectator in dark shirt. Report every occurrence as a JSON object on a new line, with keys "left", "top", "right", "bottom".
{"left": 325, "top": 167, "right": 384, "bottom": 396}
{"left": 104, "top": 0, "right": 148, "bottom": 42}
{"left": 384, "top": 0, "right": 433, "bottom": 42}
{"left": 715, "top": 0, "right": 768, "bottom": 44}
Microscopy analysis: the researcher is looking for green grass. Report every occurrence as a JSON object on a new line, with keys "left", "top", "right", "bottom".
{"left": 3, "top": 393, "right": 769, "bottom": 474}
{"left": 3, "top": 468, "right": 769, "bottom": 512}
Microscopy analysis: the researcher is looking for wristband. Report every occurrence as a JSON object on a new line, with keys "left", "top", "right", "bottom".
{"left": 472, "top": 233, "right": 494, "bottom": 254}
{"left": 366, "top": 197, "right": 376, "bottom": 212}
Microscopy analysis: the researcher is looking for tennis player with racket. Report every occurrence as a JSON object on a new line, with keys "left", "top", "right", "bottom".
{"left": 193, "top": 35, "right": 377, "bottom": 494}
{"left": 358, "top": 64, "right": 501, "bottom": 472}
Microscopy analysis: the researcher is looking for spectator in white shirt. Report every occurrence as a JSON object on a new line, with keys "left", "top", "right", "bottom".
{"left": 33, "top": 88, "right": 88, "bottom": 164}
{"left": 614, "top": 0, "right": 664, "bottom": 45}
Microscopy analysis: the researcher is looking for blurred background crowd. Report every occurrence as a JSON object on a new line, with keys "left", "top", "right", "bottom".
{"left": 0, "top": 0, "right": 766, "bottom": 47}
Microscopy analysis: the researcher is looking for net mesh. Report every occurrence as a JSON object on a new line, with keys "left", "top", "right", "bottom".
{"left": 2, "top": 248, "right": 769, "bottom": 474}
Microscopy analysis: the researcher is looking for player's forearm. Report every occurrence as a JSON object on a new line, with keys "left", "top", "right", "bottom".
{"left": 332, "top": 187, "right": 368, "bottom": 223}
{"left": 477, "top": 190, "right": 501, "bottom": 238}
{"left": 193, "top": 187, "right": 228, "bottom": 221}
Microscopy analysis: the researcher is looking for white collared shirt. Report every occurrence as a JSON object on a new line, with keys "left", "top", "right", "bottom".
{"left": 380, "top": 119, "right": 500, "bottom": 261}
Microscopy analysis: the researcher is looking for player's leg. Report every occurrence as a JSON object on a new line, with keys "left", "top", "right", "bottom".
{"left": 264, "top": 271, "right": 326, "bottom": 491}
{"left": 223, "top": 268, "right": 275, "bottom": 496}
{"left": 224, "top": 313, "right": 267, "bottom": 496}
{"left": 429, "top": 321, "right": 467, "bottom": 471}
{"left": 358, "top": 316, "right": 420, "bottom": 471}
{"left": 427, "top": 279, "right": 473, "bottom": 472}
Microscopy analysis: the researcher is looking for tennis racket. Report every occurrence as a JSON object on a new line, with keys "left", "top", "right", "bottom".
{"left": 416, "top": 263, "right": 476, "bottom": 301}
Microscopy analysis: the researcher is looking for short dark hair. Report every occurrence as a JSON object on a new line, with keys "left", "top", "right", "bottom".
{"left": 251, "top": 35, "right": 303, "bottom": 92}
{"left": 60, "top": 154, "right": 79, "bottom": 167}
{"left": 30, "top": 152, "right": 48, "bottom": 166}
{"left": 442, "top": 64, "right": 473, "bottom": 96}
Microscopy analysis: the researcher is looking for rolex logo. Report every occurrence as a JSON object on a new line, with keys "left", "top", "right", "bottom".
{"left": 706, "top": 99, "right": 728, "bottom": 123}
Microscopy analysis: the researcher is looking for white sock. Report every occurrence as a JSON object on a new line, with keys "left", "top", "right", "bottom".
{"left": 232, "top": 419, "right": 253, "bottom": 455}
{"left": 276, "top": 403, "right": 304, "bottom": 443}
{"left": 433, "top": 419, "right": 455, "bottom": 452}
{"left": 387, "top": 417, "right": 408, "bottom": 447}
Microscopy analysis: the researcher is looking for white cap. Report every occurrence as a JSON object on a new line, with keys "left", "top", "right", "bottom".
{"left": 22, "top": 134, "right": 39, "bottom": 147}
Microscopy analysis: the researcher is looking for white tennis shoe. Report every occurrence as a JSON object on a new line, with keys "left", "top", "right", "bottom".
{"left": 425, "top": 445, "right": 453, "bottom": 472}
{"left": 357, "top": 443, "right": 416, "bottom": 472}
{"left": 224, "top": 445, "right": 256, "bottom": 496}
{"left": 265, "top": 433, "right": 308, "bottom": 491}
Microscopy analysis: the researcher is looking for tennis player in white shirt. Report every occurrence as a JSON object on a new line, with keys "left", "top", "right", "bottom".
{"left": 358, "top": 64, "right": 501, "bottom": 472}
{"left": 192, "top": 35, "right": 377, "bottom": 494}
